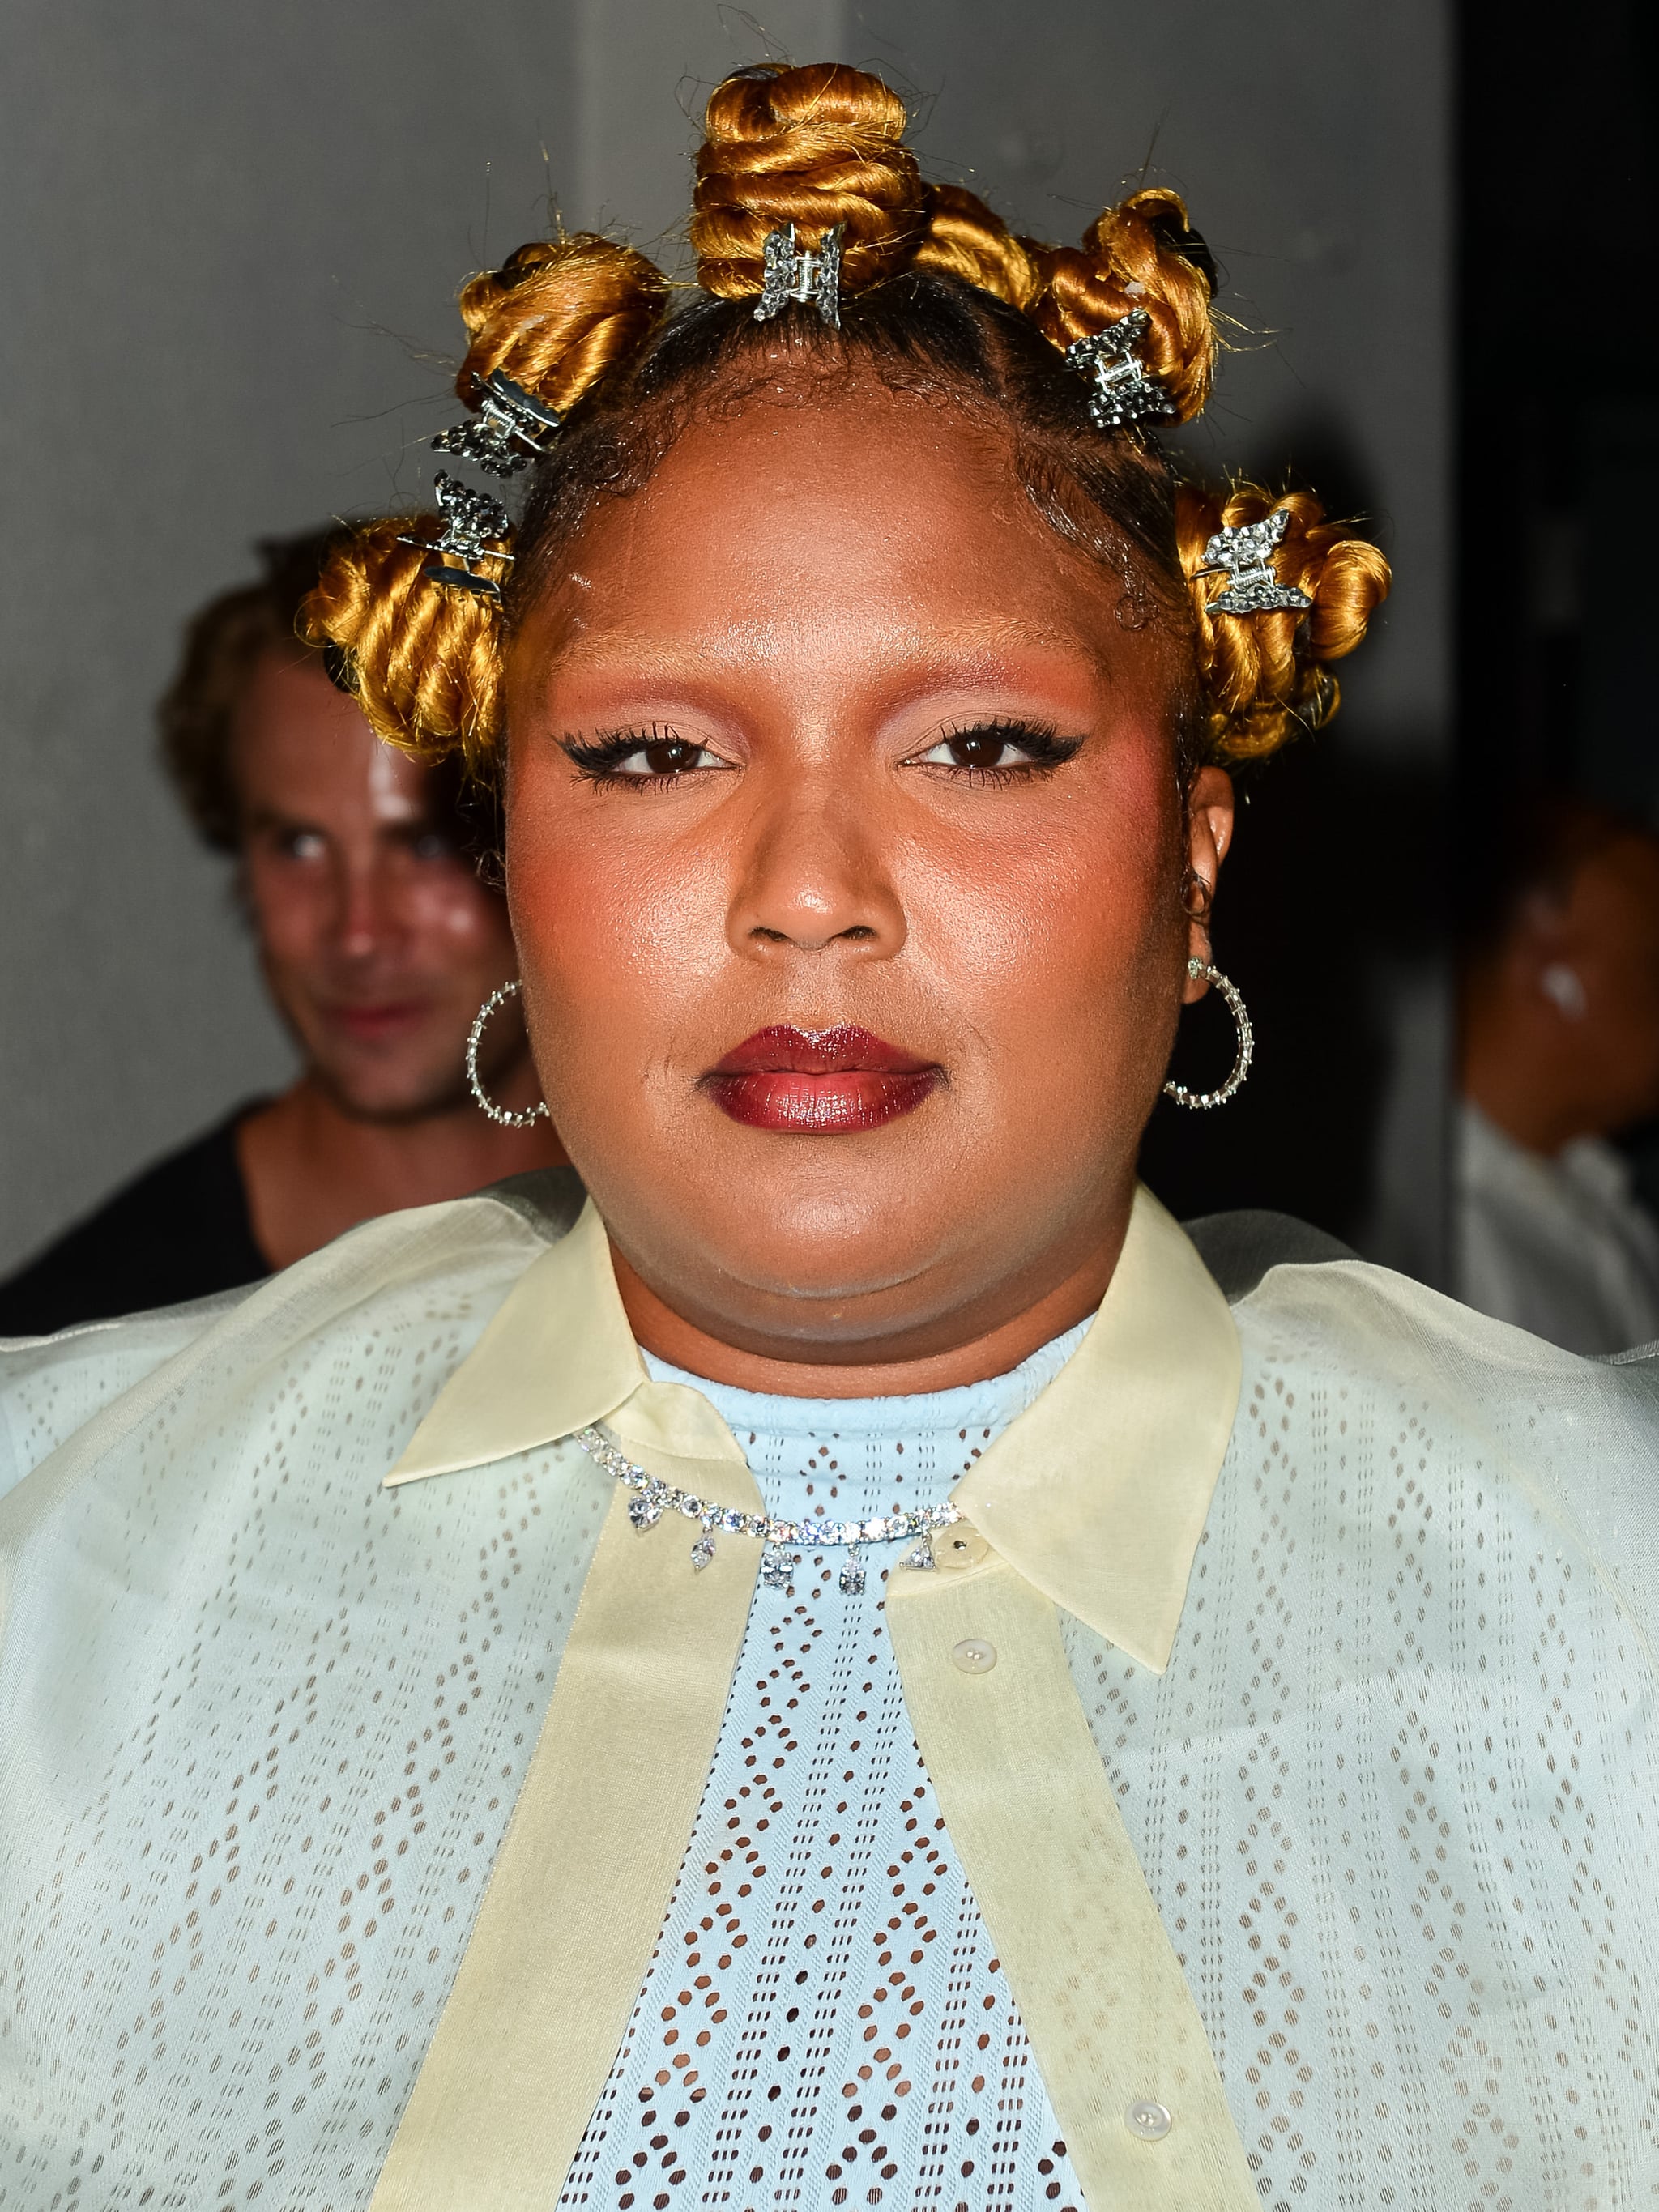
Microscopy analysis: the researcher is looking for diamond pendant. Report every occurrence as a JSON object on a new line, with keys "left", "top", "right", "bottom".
{"left": 761, "top": 1546, "right": 800, "bottom": 1590}
{"left": 569, "top": 1429, "right": 964, "bottom": 1605}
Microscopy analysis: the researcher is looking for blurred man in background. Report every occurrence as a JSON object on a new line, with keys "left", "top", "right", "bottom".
{"left": 1456, "top": 795, "right": 1659, "bottom": 1353}
{"left": 0, "top": 528, "right": 563, "bottom": 1334}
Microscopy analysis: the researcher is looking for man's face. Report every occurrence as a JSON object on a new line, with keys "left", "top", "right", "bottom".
{"left": 233, "top": 651, "right": 520, "bottom": 1120}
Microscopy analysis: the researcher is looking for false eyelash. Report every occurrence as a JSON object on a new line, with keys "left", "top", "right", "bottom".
{"left": 934, "top": 714, "right": 1076, "bottom": 759}
{"left": 559, "top": 717, "right": 1082, "bottom": 792}
{"left": 920, "top": 716, "right": 1084, "bottom": 786}
{"left": 560, "top": 725, "right": 697, "bottom": 787}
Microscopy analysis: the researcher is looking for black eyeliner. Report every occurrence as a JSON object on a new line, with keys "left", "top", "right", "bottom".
{"left": 560, "top": 723, "right": 684, "bottom": 775}
{"left": 921, "top": 716, "right": 1085, "bottom": 780}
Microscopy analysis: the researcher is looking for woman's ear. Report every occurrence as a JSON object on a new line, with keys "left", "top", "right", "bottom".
{"left": 1183, "top": 765, "right": 1234, "bottom": 998}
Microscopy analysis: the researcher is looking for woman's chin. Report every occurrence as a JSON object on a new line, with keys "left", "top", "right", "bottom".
{"left": 606, "top": 1156, "right": 1098, "bottom": 1347}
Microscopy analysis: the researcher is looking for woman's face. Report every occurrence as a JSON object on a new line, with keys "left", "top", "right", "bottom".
{"left": 505, "top": 386, "right": 1230, "bottom": 1376}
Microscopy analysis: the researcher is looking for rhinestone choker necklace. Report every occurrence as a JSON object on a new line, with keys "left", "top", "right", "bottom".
{"left": 573, "top": 1424, "right": 960, "bottom": 1596}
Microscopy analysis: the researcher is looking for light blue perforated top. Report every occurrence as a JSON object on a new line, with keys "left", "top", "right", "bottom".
{"left": 556, "top": 1325, "right": 1092, "bottom": 2212}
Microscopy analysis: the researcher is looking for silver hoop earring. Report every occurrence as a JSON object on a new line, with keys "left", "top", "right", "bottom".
{"left": 1162, "top": 959, "right": 1253, "bottom": 1110}
{"left": 467, "top": 980, "right": 550, "bottom": 1127}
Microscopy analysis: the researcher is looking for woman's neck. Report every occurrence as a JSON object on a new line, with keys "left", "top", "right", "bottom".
{"left": 608, "top": 1196, "right": 1132, "bottom": 1398}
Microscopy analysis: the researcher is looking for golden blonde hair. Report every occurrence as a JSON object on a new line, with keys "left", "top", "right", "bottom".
{"left": 1176, "top": 485, "right": 1393, "bottom": 759}
{"left": 305, "top": 59, "right": 1388, "bottom": 778}
{"left": 692, "top": 62, "right": 922, "bottom": 299}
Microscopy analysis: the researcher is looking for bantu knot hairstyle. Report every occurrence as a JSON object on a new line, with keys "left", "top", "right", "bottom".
{"left": 309, "top": 232, "right": 664, "bottom": 769}
{"left": 1177, "top": 485, "right": 1392, "bottom": 761}
{"left": 454, "top": 235, "right": 667, "bottom": 414}
{"left": 305, "top": 58, "right": 1388, "bottom": 780}
{"left": 303, "top": 520, "right": 507, "bottom": 774}
{"left": 1030, "top": 187, "right": 1219, "bottom": 424}
{"left": 691, "top": 62, "right": 923, "bottom": 298}
{"left": 911, "top": 184, "right": 1040, "bottom": 309}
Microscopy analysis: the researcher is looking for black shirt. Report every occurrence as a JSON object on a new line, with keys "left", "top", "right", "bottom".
{"left": 0, "top": 1109, "right": 271, "bottom": 1336}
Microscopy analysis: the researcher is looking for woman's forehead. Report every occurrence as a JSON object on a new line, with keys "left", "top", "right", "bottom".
{"left": 514, "top": 390, "right": 1155, "bottom": 691}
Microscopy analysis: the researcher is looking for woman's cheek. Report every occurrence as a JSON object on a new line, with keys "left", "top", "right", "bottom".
{"left": 904, "top": 784, "right": 1175, "bottom": 1013}
{"left": 509, "top": 824, "right": 728, "bottom": 1055}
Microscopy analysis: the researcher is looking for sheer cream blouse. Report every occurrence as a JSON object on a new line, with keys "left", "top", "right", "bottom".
{"left": 2, "top": 1175, "right": 1656, "bottom": 2210}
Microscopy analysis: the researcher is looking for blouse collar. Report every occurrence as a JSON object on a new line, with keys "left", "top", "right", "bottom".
{"left": 386, "top": 1183, "right": 1239, "bottom": 1673}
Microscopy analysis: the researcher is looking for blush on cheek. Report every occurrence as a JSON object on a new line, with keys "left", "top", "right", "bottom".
{"left": 921, "top": 785, "right": 1179, "bottom": 1016}
{"left": 513, "top": 826, "right": 730, "bottom": 1004}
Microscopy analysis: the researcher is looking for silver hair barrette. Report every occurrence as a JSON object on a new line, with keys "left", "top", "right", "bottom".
{"left": 754, "top": 222, "right": 844, "bottom": 328}
{"left": 399, "top": 473, "right": 514, "bottom": 601}
{"left": 573, "top": 1424, "right": 962, "bottom": 1597}
{"left": 1196, "top": 507, "right": 1312, "bottom": 616}
{"left": 1064, "top": 310, "right": 1175, "bottom": 431}
{"left": 433, "top": 368, "right": 563, "bottom": 478}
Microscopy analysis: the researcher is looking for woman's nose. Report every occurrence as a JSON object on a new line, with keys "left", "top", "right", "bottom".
{"left": 725, "top": 783, "right": 906, "bottom": 961}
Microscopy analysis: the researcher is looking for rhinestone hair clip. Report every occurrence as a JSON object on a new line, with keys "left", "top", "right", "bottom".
{"left": 754, "top": 222, "right": 844, "bottom": 328}
{"left": 572, "top": 1423, "right": 961, "bottom": 1596}
{"left": 1196, "top": 508, "right": 1312, "bottom": 616}
{"left": 399, "top": 473, "right": 514, "bottom": 602}
{"left": 1064, "top": 309, "right": 1175, "bottom": 431}
{"left": 433, "top": 368, "right": 564, "bottom": 479}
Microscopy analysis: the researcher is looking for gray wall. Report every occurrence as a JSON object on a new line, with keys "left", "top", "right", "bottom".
{"left": 0, "top": 0, "right": 1450, "bottom": 1273}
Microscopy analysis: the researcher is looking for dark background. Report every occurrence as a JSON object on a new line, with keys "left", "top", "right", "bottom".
{"left": 1149, "top": 0, "right": 1659, "bottom": 1246}
{"left": 1456, "top": 0, "right": 1659, "bottom": 1216}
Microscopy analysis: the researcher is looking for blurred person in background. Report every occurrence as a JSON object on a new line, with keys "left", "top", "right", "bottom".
{"left": 1455, "top": 793, "right": 1659, "bottom": 1352}
{"left": 0, "top": 528, "right": 564, "bottom": 1335}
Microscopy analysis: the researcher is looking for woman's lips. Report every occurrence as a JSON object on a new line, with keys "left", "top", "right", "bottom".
{"left": 703, "top": 1025, "right": 942, "bottom": 1133}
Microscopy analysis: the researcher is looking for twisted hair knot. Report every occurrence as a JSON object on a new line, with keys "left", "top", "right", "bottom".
{"left": 301, "top": 520, "right": 505, "bottom": 773}
{"left": 1032, "top": 187, "right": 1218, "bottom": 424}
{"left": 911, "top": 184, "right": 1040, "bottom": 309}
{"left": 693, "top": 62, "right": 924, "bottom": 300}
{"left": 454, "top": 234, "right": 668, "bottom": 415}
{"left": 1178, "top": 484, "right": 1392, "bottom": 760}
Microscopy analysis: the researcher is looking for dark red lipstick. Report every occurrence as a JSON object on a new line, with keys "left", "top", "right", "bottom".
{"left": 703, "top": 1025, "right": 941, "bottom": 1133}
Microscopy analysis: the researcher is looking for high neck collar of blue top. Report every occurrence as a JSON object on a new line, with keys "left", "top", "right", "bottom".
{"left": 639, "top": 1316, "right": 1092, "bottom": 1443}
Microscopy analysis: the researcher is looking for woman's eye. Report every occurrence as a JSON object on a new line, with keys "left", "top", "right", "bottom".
{"left": 906, "top": 724, "right": 1077, "bottom": 775}
{"left": 625, "top": 739, "right": 723, "bottom": 777}
{"left": 921, "top": 733, "right": 1024, "bottom": 769}
{"left": 563, "top": 731, "right": 731, "bottom": 782}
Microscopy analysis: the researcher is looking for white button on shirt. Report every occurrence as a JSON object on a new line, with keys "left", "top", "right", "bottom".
{"left": 1126, "top": 2099, "right": 1172, "bottom": 2142}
